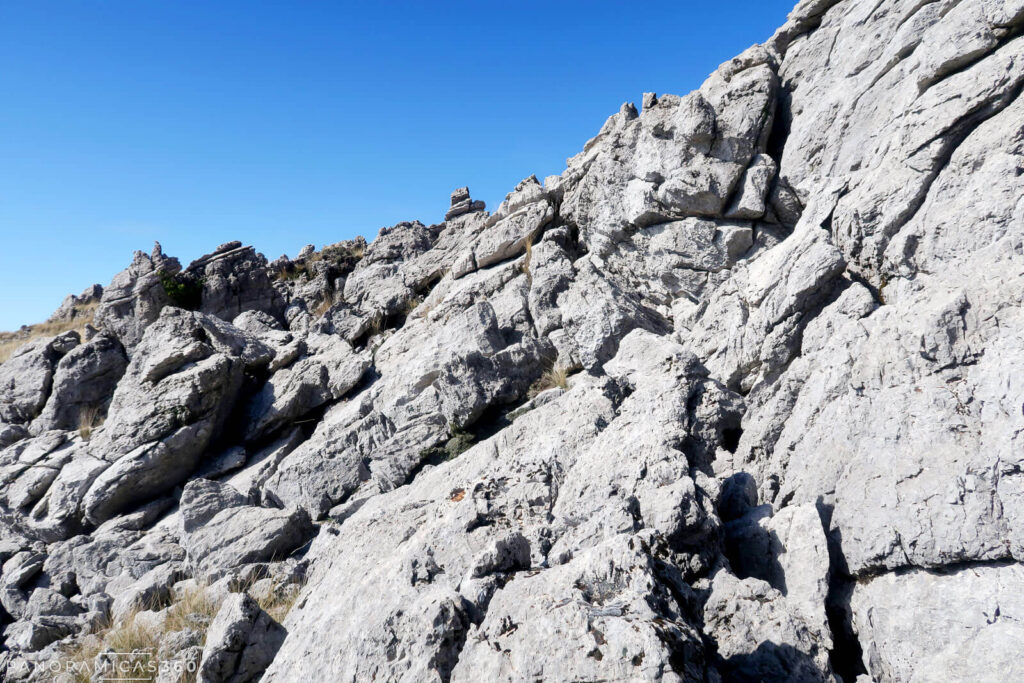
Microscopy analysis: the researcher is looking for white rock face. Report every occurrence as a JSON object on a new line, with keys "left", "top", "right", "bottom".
{"left": 0, "top": 1, "right": 1021, "bottom": 681}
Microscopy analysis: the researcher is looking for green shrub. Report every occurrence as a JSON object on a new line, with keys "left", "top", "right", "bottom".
{"left": 158, "top": 271, "right": 204, "bottom": 310}
{"left": 445, "top": 426, "right": 475, "bottom": 458}
{"left": 418, "top": 426, "right": 476, "bottom": 465}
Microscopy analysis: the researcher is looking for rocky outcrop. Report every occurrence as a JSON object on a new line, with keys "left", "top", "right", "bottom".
{"left": 47, "top": 284, "right": 102, "bottom": 323}
{"left": 0, "top": 1, "right": 1021, "bottom": 681}
{"left": 179, "top": 479, "right": 314, "bottom": 582}
{"left": 187, "top": 241, "right": 283, "bottom": 323}
{"left": 30, "top": 332, "right": 127, "bottom": 435}
{"left": 94, "top": 242, "right": 181, "bottom": 350}
{"left": 0, "top": 332, "right": 80, "bottom": 425}
{"left": 79, "top": 308, "right": 272, "bottom": 525}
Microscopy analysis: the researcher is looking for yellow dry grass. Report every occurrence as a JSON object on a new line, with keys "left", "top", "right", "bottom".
{"left": 528, "top": 363, "right": 570, "bottom": 398}
{"left": 311, "top": 296, "right": 334, "bottom": 318}
{"left": 55, "top": 572, "right": 303, "bottom": 682}
{"left": 256, "top": 582, "right": 303, "bottom": 623}
{"left": 162, "top": 583, "right": 223, "bottom": 642}
{"left": 520, "top": 233, "right": 535, "bottom": 282}
{"left": 0, "top": 302, "right": 98, "bottom": 364}
{"left": 78, "top": 405, "right": 104, "bottom": 441}
{"left": 59, "top": 608, "right": 160, "bottom": 683}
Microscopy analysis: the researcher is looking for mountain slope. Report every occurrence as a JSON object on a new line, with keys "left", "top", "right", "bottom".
{"left": 2, "top": 1, "right": 1022, "bottom": 681}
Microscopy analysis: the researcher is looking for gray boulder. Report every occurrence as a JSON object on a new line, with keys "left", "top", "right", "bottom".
{"left": 94, "top": 242, "right": 181, "bottom": 350}
{"left": 198, "top": 592, "right": 286, "bottom": 683}
{"left": 444, "top": 186, "right": 486, "bottom": 221}
{"left": 179, "top": 479, "right": 315, "bottom": 582}
{"left": 187, "top": 241, "right": 283, "bottom": 323}
{"left": 0, "top": 332, "right": 80, "bottom": 424}
{"left": 47, "top": 284, "right": 103, "bottom": 323}
{"left": 30, "top": 332, "right": 127, "bottom": 434}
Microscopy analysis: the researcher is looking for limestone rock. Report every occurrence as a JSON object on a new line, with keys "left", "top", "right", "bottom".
{"left": 81, "top": 308, "right": 272, "bottom": 524}
{"left": 244, "top": 333, "right": 370, "bottom": 441}
{"left": 186, "top": 241, "right": 283, "bottom": 323}
{"left": 444, "top": 186, "right": 486, "bottom": 221}
{"left": 30, "top": 332, "right": 127, "bottom": 434}
{"left": 94, "top": 242, "right": 181, "bottom": 350}
{"left": 179, "top": 479, "right": 315, "bottom": 581}
{"left": 851, "top": 563, "right": 1024, "bottom": 683}
{"left": 0, "top": 332, "right": 80, "bottom": 424}
{"left": 47, "top": 284, "right": 103, "bottom": 323}
{"left": 0, "top": 1, "right": 1021, "bottom": 679}
{"left": 198, "top": 593, "right": 286, "bottom": 683}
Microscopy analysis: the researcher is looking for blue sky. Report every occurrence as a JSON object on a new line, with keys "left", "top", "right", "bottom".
{"left": 0, "top": 1, "right": 793, "bottom": 329}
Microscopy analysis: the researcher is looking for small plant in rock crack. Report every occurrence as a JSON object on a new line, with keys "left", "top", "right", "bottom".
{"left": 158, "top": 271, "right": 204, "bottom": 310}
{"left": 275, "top": 263, "right": 310, "bottom": 282}
{"left": 445, "top": 426, "right": 476, "bottom": 458}
{"left": 78, "top": 404, "right": 104, "bottom": 441}
{"left": 519, "top": 233, "right": 535, "bottom": 282}
{"left": 528, "top": 361, "right": 571, "bottom": 398}
{"left": 402, "top": 296, "right": 423, "bottom": 317}
{"left": 418, "top": 426, "right": 477, "bottom": 465}
{"left": 311, "top": 296, "right": 334, "bottom": 318}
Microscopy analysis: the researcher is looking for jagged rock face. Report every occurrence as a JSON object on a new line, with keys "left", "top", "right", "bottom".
{"left": 29, "top": 333, "right": 127, "bottom": 435}
{"left": 1, "top": 1, "right": 1022, "bottom": 681}
{"left": 94, "top": 242, "right": 181, "bottom": 350}
{"left": 47, "top": 284, "right": 102, "bottom": 323}
{"left": 79, "top": 308, "right": 272, "bottom": 525}
{"left": 0, "top": 332, "right": 79, "bottom": 425}
{"left": 198, "top": 592, "right": 286, "bottom": 683}
{"left": 189, "top": 241, "right": 283, "bottom": 323}
{"left": 178, "top": 479, "right": 314, "bottom": 582}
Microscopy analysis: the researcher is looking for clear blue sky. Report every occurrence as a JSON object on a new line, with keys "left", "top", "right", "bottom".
{"left": 0, "top": 1, "right": 793, "bottom": 329}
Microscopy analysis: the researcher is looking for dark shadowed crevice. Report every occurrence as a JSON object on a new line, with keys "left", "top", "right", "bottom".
{"left": 816, "top": 498, "right": 868, "bottom": 682}
{"left": 765, "top": 86, "right": 793, "bottom": 169}
{"left": 721, "top": 427, "right": 743, "bottom": 454}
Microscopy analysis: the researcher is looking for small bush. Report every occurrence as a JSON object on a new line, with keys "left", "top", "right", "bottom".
{"left": 275, "top": 264, "right": 309, "bottom": 282}
{"left": 318, "top": 242, "right": 364, "bottom": 278}
{"left": 158, "top": 271, "right": 204, "bottom": 310}
{"left": 445, "top": 426, "right": 476, "bottom": 458}
{"left": 255, "top": 582, "right": 304, "bottom": 624}
{"left": 418, "top": 426, "right": 476, "bottom": 466}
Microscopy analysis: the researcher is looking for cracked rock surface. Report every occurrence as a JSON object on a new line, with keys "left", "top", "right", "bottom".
{"left": 2, "top": 1, "right": 1023, "bottom": 681}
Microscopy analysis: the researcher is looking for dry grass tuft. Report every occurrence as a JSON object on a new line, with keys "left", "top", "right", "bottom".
{"left": 311, "top": 296, "right": 334, "bottom": 319}
{"left": 519, "top": 234, "right": 535, "bottom": 282}
{"left": 402, "top": 297, "right": 423, "bottom": 316}
{"left": 255, "top": 582, "right": 304, "bottom": 624}
{"left": 78, "top": 405, "right": 104, "bottom": 441}
{"left": 59, "top": 607, "right": 160, "bottom": 683}
{"left": 163, "top": 584, "right": 223, "bottom": 641}
{"left": 55, "top": 577, "right": 301, "bottom": 682}
{"left": 528, "top": 363, "right": 570, "bottom": 398}
{"left": 101, "top": 613, "right": 161, "bottom": 674}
